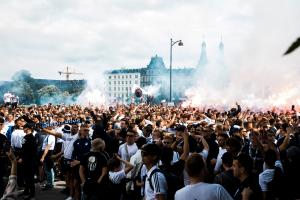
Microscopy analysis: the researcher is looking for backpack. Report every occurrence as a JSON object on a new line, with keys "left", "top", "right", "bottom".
{"left": 148, "top": 168, "right": 183, "bottom": 200}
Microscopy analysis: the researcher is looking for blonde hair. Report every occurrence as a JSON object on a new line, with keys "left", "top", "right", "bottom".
{"left": 91, "top": 138, "right": 105, "bottom": 152}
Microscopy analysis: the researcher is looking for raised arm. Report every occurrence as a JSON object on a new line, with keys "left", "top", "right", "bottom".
{"left": 42, "top": 128, "right": 63, "bottom": 139}
{"left": 180, "top": 128, "right": 190, "bottom": 161}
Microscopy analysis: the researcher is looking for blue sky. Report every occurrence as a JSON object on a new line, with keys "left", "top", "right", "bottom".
{"left": 0, "top": 0, "right": 299, "bottom": 81}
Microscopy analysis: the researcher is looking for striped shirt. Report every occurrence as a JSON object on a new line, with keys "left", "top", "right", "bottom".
{"left": 144, "top": 165, "right": 167, "bottom": 200}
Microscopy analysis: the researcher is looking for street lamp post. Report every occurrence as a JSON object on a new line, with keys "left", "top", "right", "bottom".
{"left": 169, "top": 38, "right": 183, "bottom": 102}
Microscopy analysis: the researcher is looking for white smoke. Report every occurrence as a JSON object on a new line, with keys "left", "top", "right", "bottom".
{"left": 76, "top": 71, "right": 106, "bottom": 106}
{"left": 184, "top": 1, "right": 300, "bottom": 110}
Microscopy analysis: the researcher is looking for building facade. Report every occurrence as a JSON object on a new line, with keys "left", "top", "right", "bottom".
{"left": 105, "top": 40, "right": 224, "bottom": 103}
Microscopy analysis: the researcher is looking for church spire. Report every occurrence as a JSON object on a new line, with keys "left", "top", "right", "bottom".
{"left": 219, "top": 36, "right": 224, "bottom": 53}
{"left": 198, "top": 40, "right": 208, "bottom": 67}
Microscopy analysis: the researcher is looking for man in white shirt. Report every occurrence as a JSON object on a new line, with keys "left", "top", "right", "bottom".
{"left": 40, "top": 128, "right": 56, "bottom": 190}
{"left": 3, "top": 92, "right": 12, "bottom": 108}
{"left": 175, "top": 153, "right": 233, "bottom": 200}
{"left": 2, "top": 114, "right": 14, "bottom": 136}
{"left": 118, "top": 131, "right": 138, "bottom": 166}
{"left": 214, "top": 133, "right": 228, "bottom": 173}
{"left": 127, "top": 137, "right": 147, "bottom": 198}
{"left": 43, "top": 124, "right": 79, "bottom": 199}
{"left": 141, "top": 144, "right": 167, "bottom": 200}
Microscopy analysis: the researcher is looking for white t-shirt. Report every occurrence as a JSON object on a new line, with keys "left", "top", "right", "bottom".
{"left": 128, "top": 149, "right": 143, "bottom": 190}
{"left": 214, "top": 148, "right": 227, "bottom": 173}
{"left": 62, "top": 133, "right": 79, "bottom": 159}
{"left": 109, "top": 170, "right": 126, "bottom": 184}
{"left": 144, "top": 165, "right": 167, "bottom": 200}
{"left": 11, "top": 129, "right": 25, "bottom": 149}
{"left": 175, "top": 182, "right": 233, "bottom": 200}
{"left": 42, "top": 135, "right": 56, "bottom": 150}
{"left": 118, "top": 143, "right": 138, "bottom": 162}
{"left": 259, "top": 160, "right": 283, "bottom": 192}
{"left": 3, "top": 93, "right": 12, "bottom": 103}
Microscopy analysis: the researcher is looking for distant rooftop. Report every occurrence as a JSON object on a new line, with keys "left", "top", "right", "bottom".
{"left": 147, "top": 55, "right": 166, "bottom": 69}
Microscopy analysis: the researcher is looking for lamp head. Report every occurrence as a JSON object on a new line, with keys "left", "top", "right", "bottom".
{"left": 178, "top": 40, "right": 183, "bottom": 46}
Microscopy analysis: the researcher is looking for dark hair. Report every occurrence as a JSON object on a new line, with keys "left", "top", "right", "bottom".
{"left": 235, "top": 153, "right": 253, "bottom": 175}
{"left": 107, "top": 157, "right": 121, "bottom": 171}
{"left": 0, "top": 117, "right": 4, "bottom": 124}
{"left": 136, "top": 137, "right": 147, "bottom": 149}
{"left": 160, "top": 146, "right": 173, "bottom": 165}
{"left": 218, "top": 133, "right": 229, "bottom": 139}
{"left": 225, "top": 137, "right": 242, "bottom": 154}
{"left": 222, "top": 152, "right": 233, "bottom": 167}
{"left": 185, "top": 153, "right": 206, "bottom": 178}
{"left": 264, "top": 149, "right": 277, "bottom": 168}
{"left": 141, "top": 143, "right": 161, "bottom": 163}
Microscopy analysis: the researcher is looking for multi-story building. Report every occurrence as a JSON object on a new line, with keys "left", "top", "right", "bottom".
{"left": 105, "top": 40, "right": 224, "bottom": 103}
{"left": 105, "top": 70, "right": 141, "bottom": 103}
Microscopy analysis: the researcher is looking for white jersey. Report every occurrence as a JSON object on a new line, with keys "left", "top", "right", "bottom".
{"left": 11, "top": 129, "right": 25, "bottom": 149}
{"left": 118, "top": 143, "right": 138, "bottom": 162}
{"left": 175, "top": 182, "right": 233, "bottom": 200}
{"left": 3, "top": 93, "right": 12, "bottom": 103}
{"left": 42, "top": 135, "right": 56, "bottom": 151}
{"left": 144, "top": 165, "right": 167, "bottom": 200}
{"left": 62, "top": 133, "right": 79, "bottom": 159}
{"left": 214, "top": 148, "right": 227, "bottom": 173}
{"left": 109, "top": 170, "right": 126, "bottom": 184}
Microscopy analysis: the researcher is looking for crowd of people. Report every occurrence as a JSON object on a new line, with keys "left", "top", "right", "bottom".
{"left": 3, "top": 92, "right": 19, "bottom": 109}
{"left": 0, "top": 102, "right": 300, "bottom": 200}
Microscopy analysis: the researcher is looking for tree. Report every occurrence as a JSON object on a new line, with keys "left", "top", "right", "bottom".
{"left": 10, "top": 81, "right": 34, "bottom": 104}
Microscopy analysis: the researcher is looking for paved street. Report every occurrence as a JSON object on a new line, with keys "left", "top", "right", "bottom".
{"left": 35, "top": 181, "right": 66, "bottom": 200}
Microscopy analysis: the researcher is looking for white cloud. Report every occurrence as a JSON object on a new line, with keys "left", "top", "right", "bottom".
{"left": 0, "top": 0, "right": 299, "bottom": 83}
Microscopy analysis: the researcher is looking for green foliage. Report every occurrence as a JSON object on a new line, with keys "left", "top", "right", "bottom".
{"left": 2, "top": 70, "right": 86, "bottom": 105}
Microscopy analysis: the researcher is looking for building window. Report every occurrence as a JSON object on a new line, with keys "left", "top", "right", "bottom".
{"left": 114, "top": 75, "right": 116, "bottom": 79}
{"left": 135, "top": 80, "right": 138, "bottom": 84}
{"left": 109, "top": 76, "right": 111, "bottom": 79}
{"left": 109, "top": 94, "right": 111, "bottom": 97}
{"left": 122, "top": 81, "right": 124, "bottom": 84}
{"left": 125, "top": 81, "right": 127, "bottom": 84}
{"left": 109, "top": 87, "right": 111, "bottom": 91}
{"left": 109, "top": 81, "right": 111, "bottom": 85}
{"left": 118, "top": 75, "right": 120, "bottom": 79}
{"left": 122, "top": 75, "right": 124, "bottom": 79}
{"left": 114, "top": 94, "right": 116, "bottom": 97}
{"left": 129, "top": 81, "right": 131, "bottom": 84}
{"left": 126, "top": 87, "right": 128, "bottom": 91}
{"left": 126, "top": 75, "right": 128, "bottom": 79}
{"left": 114, "top": 87, "right": 116, "bottom": 91}
{"left": 118, "top": 81, "right": 120, "bottom": 84}
{"left": 129, "top": 75, "right": 132, "bottom": 78}
{"left": 135, "top": 75, "right": 138, "bottom": 78}
{"left": 114, "top": 81, "right": 116, "bottom": 84}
